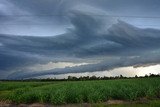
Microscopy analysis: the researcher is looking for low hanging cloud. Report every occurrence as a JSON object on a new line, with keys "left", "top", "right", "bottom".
{"left": 34, "top": 64, "right": 160, "bottom": 79}
{"left": 1, "top": 7, "right": 160, "bottom": 79}
{"left": 27, "top": 62, "right": 90, "bottom": 72}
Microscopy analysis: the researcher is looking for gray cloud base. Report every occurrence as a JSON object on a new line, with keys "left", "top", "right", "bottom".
{"left": 0, "top": 9, "right": 160, "bottom": 79}
{"left": 1, "top": 0, "right": 160, "bottom": 35}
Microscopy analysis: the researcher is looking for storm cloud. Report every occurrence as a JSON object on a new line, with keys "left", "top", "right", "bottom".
{"left": 0, "top": 0, "right": 160, "bottom": 79}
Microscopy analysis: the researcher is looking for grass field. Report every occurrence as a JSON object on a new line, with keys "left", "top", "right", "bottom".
{"left": 0, "top": 77, "right": 160, "bottom": 106}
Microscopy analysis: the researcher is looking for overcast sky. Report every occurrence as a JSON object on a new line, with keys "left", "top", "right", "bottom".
{"left": 0, "top": 0, "right": 160, "bottom": 79}
{"left": 0, "top": 0, "right": 160, "bottom": 36}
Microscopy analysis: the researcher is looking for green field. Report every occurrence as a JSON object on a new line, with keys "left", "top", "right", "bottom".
{"left": 0, "top": 77, "right": 160, "bottom": 106}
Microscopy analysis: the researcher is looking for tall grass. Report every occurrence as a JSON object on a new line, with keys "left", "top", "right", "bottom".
{"left": 0, "top": 77, "right": 160, "bottom": 104}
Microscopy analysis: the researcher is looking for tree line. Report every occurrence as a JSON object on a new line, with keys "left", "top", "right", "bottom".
{"left": 1, "top": 73, "right": 160, "bottom": 82}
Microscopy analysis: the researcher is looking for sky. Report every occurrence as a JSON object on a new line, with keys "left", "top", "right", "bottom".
{"left": 0, "top": 0, "right": 160, "bottom": 79}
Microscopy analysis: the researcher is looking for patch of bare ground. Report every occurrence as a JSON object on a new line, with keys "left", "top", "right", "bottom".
{"left": 106, "top": 100, "right": 126, "bottom": 104}
{"left": 0, "top": 103, "right": 91, "bottom": 107}
{"left": 0, "top": 99, "right": 151, "bottom": 107}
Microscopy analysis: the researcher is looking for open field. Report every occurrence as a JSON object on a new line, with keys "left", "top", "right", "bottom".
{"left": 0, "top": 77, "right": 160, "bottom": 106}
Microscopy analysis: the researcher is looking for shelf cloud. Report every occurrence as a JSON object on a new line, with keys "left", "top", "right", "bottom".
{"left": 1, "top": 9, "right": 160, "bottom": 79}
{"left": 0, "top": 0, "right": 160, "bottom": 79}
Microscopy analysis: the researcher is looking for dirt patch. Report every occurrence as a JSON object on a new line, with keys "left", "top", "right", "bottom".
{"left": 0, "top": 102, "right": 91, "bottom": 107}
{"left": 106, "top": 100, "right": 126, "bottom": 104}
{"left": 0, "top": 99, "right": 153, "bottom": 107}
{"left": 0, "top": 100, "right": 12, "bottom": 107}
{"left": 0, "top": 102, "right": 11, "bottom": 107}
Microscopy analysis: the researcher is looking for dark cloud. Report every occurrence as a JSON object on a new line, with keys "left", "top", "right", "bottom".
{"left": 1, "top": 0, "right": 160, "bottom": 79}
{"left": 0, "top": 9, "right": 160, "bottom": 79}
{"left": 0, "top": 0, "right": 160, "bottom": 35}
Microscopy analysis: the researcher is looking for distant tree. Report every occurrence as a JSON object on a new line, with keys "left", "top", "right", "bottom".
{"left": 145, "top": 74, "right": 149, "bottom": 78}
{"left": 90, "top": 76, "right": 97, "bottom": 80}
{"left": 135, "top": 75, "right": 138, "bottom": 78}
{"left": 120, "top": 75, "right": 123, "bottom": 78}
{"left": 68, "top": 76, "right": 73, "bottom": 80}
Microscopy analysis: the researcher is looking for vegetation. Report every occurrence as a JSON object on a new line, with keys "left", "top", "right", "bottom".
{"left": 1, "top": 73, "right": 159, "bottom": 82}
{"left": 0, "top": 77, "right": 160, "bottom": 105}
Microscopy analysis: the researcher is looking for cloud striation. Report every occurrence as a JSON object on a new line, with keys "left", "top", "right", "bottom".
{"left": 0, "top": 9, "right": 160, "bottom": 79}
